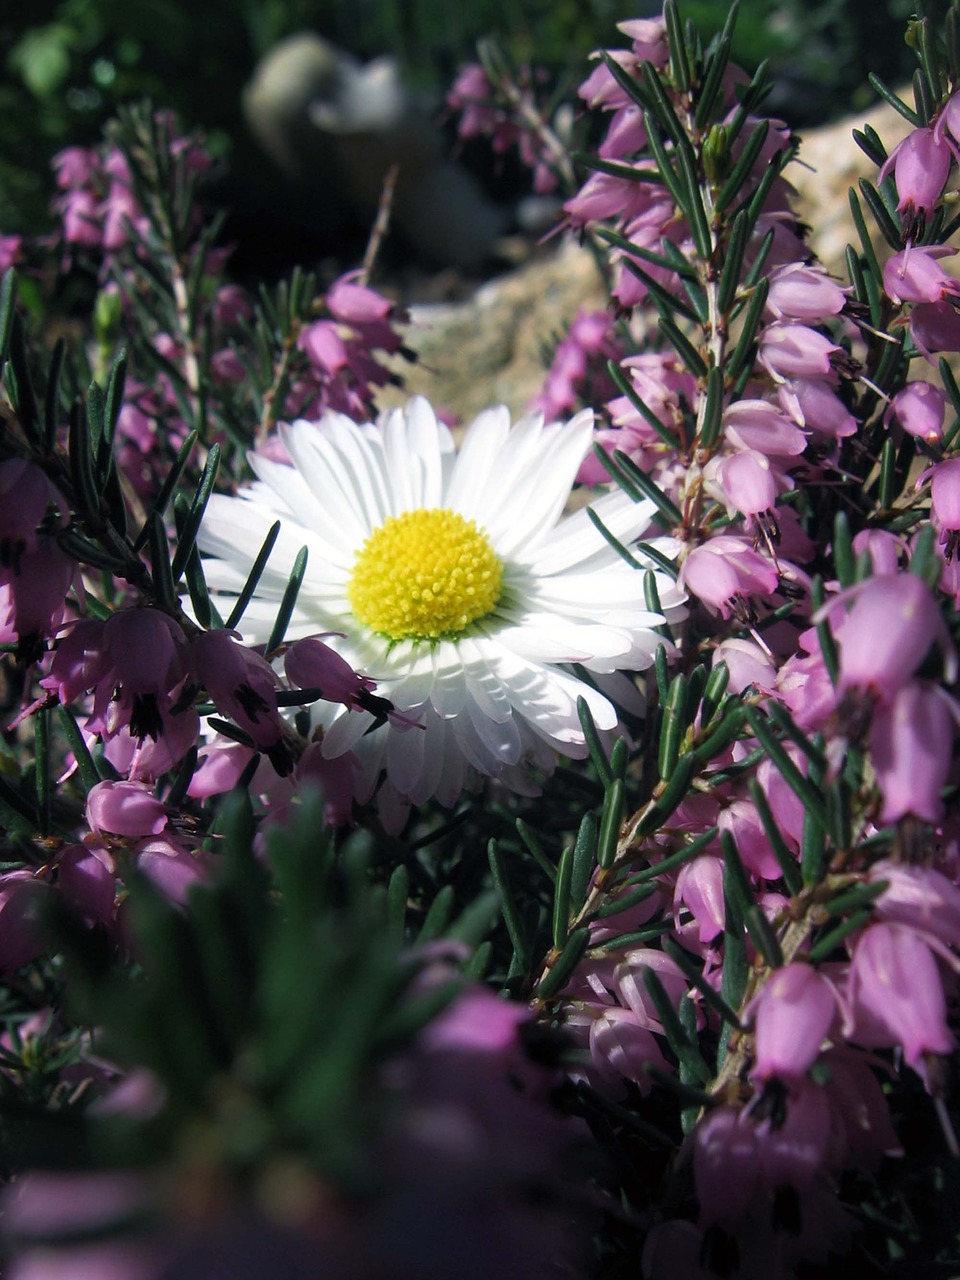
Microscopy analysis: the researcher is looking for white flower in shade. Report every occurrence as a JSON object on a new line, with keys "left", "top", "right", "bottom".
{"left": 198, "top": 396, "right": 685, "bottom": 825}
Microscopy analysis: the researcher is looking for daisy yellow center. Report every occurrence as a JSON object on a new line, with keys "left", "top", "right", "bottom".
{"left": 348, "top": 508, "right": 503, "bottom": 642}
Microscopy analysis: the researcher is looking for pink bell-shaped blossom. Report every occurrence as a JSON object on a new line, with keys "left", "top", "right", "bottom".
{"left": 930, "top": 457, "right": 960, "bottom": 531}
{"left": 718, "top": 799, "right": 783, "bottom": 880}
{"left": 758, "top": 323, "right": 843, "bottom": 380}
{"left": 765, "top": 263, "right": 847, "bottom": 323}
{"left": 851, "top": 528, "right": 904, "bottom": 576}
{"left": 692, "top": 1106, "right": 760, "bottom": 1225}
{"left": 57, "top": 845, "right": 117, "bottom": 929}
{"left": 752, "top": 1077, "right": 833, "bottom": 1192}
{"left": 614, "top": 949, "right": 689, "bottom": 1031}
{"left": 870, "top": 860, "right": 960, "bottom": 948}
{"left": 749, "top": 963, "right": 837, "bottom": 1082}
{"left": 848, "top": 923, "right": 955, "bottom": 1071}
{"left": 674, "top": 854, "right": 725, "bottom": 946}
{"left": 833, "top": 573, "right": 952, "bottom": 702}
{"left": 880, "top": 126, "right": 952, "bottom": 234}
{"left": 715, "top": 448, "right": 781, "bottom": 518}
{"left": 722, "top": 399, "right": 807, "bottom": 456}
{"left": 713, "top": 637, "right": 777, "bottom": 695}
{"left": 909, "top": 299, "right": 960, "bottom": 359}
{"left": 86, "top": 780, "right": 168, "bottom": 841}
{"left": 869, "top": 680, "right": 955, "bottom": 824}
{"left": 0, "top": 872, "right": 52, "bottom": 972}
{"left": 190, "top": 629, "right": 283, "bottom": 749}
{"left": 779, "top": 377, "right": 858, "bottom": 439}
{"left": 885, "top": 380, "right": 948, "bottom": 442}
{"left": 586, "top": 1007, "right": 670, "bottom": 1095}
{"left": 883, "top": 244, "right": 960, "bottom": 306}
{"left": 679, "top": 536, "right": 779, "bottom": 618}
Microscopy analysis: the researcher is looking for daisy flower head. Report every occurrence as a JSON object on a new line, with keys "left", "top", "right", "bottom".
{"left": 198, "top": 396, "right": 684, "bottom": 827}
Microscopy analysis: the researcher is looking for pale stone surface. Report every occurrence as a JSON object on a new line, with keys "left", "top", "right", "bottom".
{"left": 385, "top": 99, "right": 914, "bottom": 420}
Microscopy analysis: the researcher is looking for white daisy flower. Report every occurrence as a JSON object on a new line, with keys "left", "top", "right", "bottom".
{"left": 197, "top": 396, "right": 685, "bottom": 825}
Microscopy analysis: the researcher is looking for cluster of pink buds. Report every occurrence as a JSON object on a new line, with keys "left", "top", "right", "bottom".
{"left": 53, "top": 118, "right": 211, "bottom": 261}
{"left": 291, "top": 271, "right": 410, "bottom": 422}
{"left": 447, "top": 61, "right": 560, "bottom": 194}
{"left": 0, "top": 459, "right": 75, "bottom": 660}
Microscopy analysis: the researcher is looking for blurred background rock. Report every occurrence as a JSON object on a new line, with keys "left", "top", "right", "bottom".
{"left": 0, "top": 0, "right": 926, "bottom": 285}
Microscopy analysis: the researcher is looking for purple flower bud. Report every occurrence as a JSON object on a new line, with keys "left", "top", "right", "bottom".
{"left": 909, "top": 300, "right": 960, "bottom": 359}
{"left": 870, "top": 860, "right": 960, "bottom": 948}
{"left": 0, "top": 873, "right": 51, "bottom": 972}
{"left": 758, "top": 323, "right": 842, "bottom": 380}
{"left": 750, "top": 963, "right": 837, "bottom": 1082}
{"left": 833, "top": 573, "right": 951, "bottom": 701}
{"left": 753, "top": 1078, "right": 832, "bottom": 1191}
{"left": 716, "top": 448, "right": 780, "bottom": 517}
{"left": 851, "top": 529, "right": 904, "bottom": 575}
{"left": 930, "top": 457, "right": 960, "bottom": 530}
{"left": 879, "top": 126, "right": 952, "bottom": 226}
{"left": 779, "top": 377, "right": 857, "bottom": 439}
{"left": 191, "top": 629, "right": 283, "bottom": 748}
{"left": 674, "top": 854, "right": 725, "bottom": 945}
{"left": 885, "top": 380, "right": 948, "bottom": 442}
{"left": 679, "top": 537, "right": 779, "bottom": 617}
{"left": 869, "top": 680, "right": 955, "bottom": 824}
{"left": 884, "top": 244, "right": 960, "bottom": 306}
{"left": 57, "top": 845, "right": 116, "bottom": 927}
{"left": 765, "top": 263, "right": 847, "bottom": 323}
{"left": 849, "top": 923, "right": 955, "bottom": 1070}
{"left": 587, "top": 1007, "right": 669, "bottom": 1095}
{"left": 692, "top": 1106, "right": 759, "bottom": 1224}
{"left": 86, "top": 780, "right": 168, "bottom": 840}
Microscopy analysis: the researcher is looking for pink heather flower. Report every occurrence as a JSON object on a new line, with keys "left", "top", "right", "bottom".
{"left": 692, "top": 1106, "right": 759, "bottom": 1225}
{"left": 136, "top": 836, "right": 209, "bottom": 905}
{"left": 909, "top": 299, "right": 960, "bottom": 359}
{"left": 832, "top": 573, "right": 951, "bottom": 702}
{"left": 586, "top": 1007, "right": 669, "bottom": 1095}
{"left": 885, "top": 380, "right": 948, "bottom": 442}
{"left": 718, "top": 800, "right": 783, "bottom": 881}
{"left": 614, "top": 949, "right": 690, "bottom": 1032}
{"left": 884, "top": 244, "right": 960, "bottom": 306}
{"left": 0, "top": 460, "right": 68, "bottom": 561}
{"left": 851, "top": 528, "right": 904, "bottom": 575}
{"left": 0, "top": 541, "right": 75, "bottom": 651}
{"left": 751, "top": 1077, "right": 834, "bottom": 1192}
{"left": 0, "top": 872, "right": 51, "bottom": 972}
{"left": 89, "top": 608, "right": 189, "bottom": 742}
{"left": 848, "top": 923, "right": 956, "bottom": 1071}
{"left": 674, "top": 854, "right": 725, "bottom": 946}
{"left": 765, "top": 263, "right": 847, "bottom": 323}
{"left": 59, "top": 188, "right": 101, "bottom": 247}
{"left": 617, "top": 16, "right": 670, "bottom": 65}
{"left": 722, "top": 399, "right": 807, "bottom": 456}
{"left": 713, "top": 637, "right": 777, "bottom": 695}
{"left": 870, "top": 860, "right": 960, "bottom": 948}
{"left": 758, "top": 323, "right": 843, "bottom": 380}
{"left": 714, "top": 448, "right": 781, "bottom": 518}
{"left": 749, "top": 963, "right": 837, "bottom": 1082}
{"left": 869, "top": 680, "right": 955, "bottom": 824}
{"left": 930, "top": 457, "right": 960, "bottom": 531}
{"left": 297, "top": 320, "right": 350, "bottom": 375}
{"left": 86, "top": 780, "right": 168, "bottom": 841}
{"left": 57, "top": 845, "right": 116, "bottom": 928}
{"left": 879, "top": 126, "right": 952, "bottom": 233}
{"left": 778, "top": 377, "right": 857, "bottom": 439}
{"left": 190, "top": 629, "right": 283, "bottom": 749}
{"left": 679, "top": 537, "right": 779, "bottom": 618}
{"left": 52, "top": 145, "right": 98, "bottom": 189}
{"left": 187, "top": 739, "right": 256, "bottom": 799}
{"left": 0, "top": 235, "right": 22, "bottom": 272}
{"left": 284, "top": 634, "right": 403, "bottom": 724}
